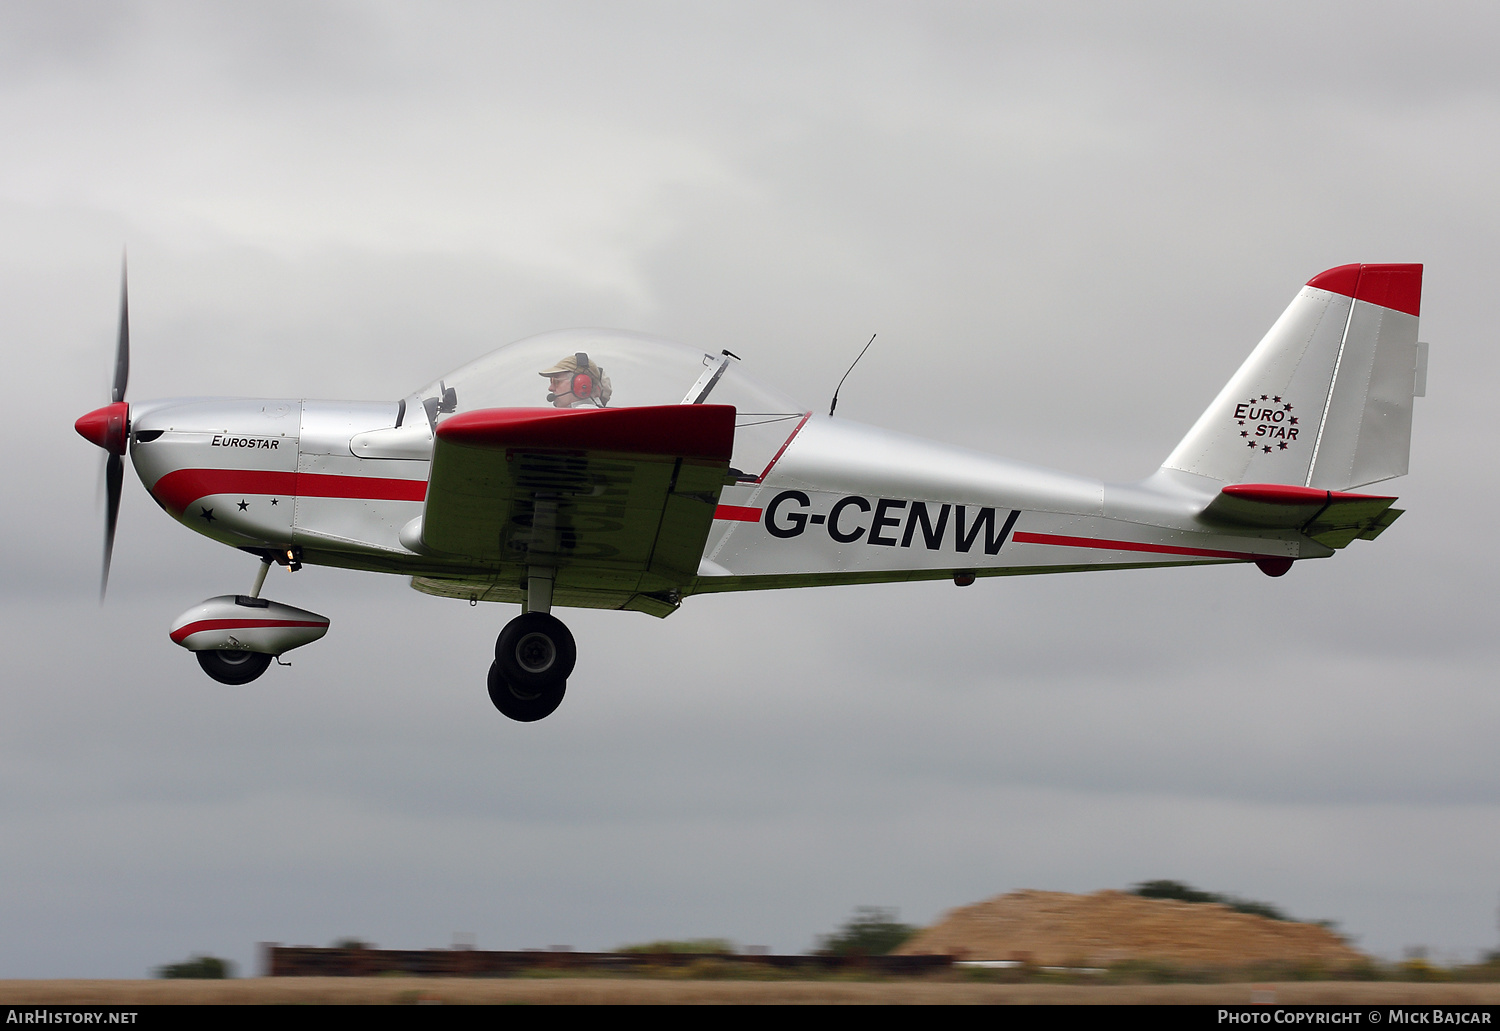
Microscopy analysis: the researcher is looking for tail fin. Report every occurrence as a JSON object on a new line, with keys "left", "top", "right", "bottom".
{"left": 1163, "top": 264, "right": 1424, "bottom": 490}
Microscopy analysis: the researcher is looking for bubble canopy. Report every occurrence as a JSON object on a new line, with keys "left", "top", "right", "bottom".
{"left": 414, "top": 329, "right": 809, "bottom": 480}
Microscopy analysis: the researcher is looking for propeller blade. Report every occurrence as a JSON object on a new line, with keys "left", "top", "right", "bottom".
{"left": 112, "top": 260, "right": 129, "bottom": 404}
{"left": 102, "top": 451, "right": 122, "bottom": 600}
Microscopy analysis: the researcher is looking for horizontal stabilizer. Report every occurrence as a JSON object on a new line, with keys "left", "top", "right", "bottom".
{"left": 1200, "top": 483, "right": 1401, "bottom": 549}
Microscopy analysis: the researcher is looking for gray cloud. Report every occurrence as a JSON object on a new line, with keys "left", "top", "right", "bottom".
{"left": 2, "top": 0, "right": 1497, "bottom": 975}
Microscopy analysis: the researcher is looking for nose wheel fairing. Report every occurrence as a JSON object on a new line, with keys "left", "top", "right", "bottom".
{"left": 170, "top": 594, "right": 330, "bottom": 685}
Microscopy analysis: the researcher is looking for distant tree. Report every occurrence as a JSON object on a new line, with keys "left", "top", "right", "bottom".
{"left": 815, "top": 906, "right": 918, "bottom": 956}
{"left": 330, "top": 937, "right": 374, "bottom": 950}
{"left": 1131, "top": 880, "right": 1288, "bottom": 922}
{"left": 1133, "top": 880, "right": 1220, "bottom": 905}
{"left": 616, "top": 939, "right": 736, "bottom": 955}
{"left": 155, "top": 954, "right": 234, "bottom": 979}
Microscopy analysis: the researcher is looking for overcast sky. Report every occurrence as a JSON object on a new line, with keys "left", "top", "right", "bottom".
{"left": 3, "top": 0, "right": 1499, "bottom": 976}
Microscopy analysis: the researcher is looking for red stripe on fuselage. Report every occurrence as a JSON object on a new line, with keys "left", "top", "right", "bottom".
{"left": 152, "top": 469, "right": 426, "bottom": 514}
{"left": 1012, "top": 531, "right": 1267, "bottom": 562}
{"left": 714, "top": 505, "right": 762, "bottom": 522}
{"left": 298, "top": 473, "right": 426, "bottom": 502}
{"left": 170, "top": 618, "right": 328, "bottom": 645}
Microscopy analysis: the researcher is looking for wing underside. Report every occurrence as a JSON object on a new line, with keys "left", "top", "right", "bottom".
{"left": 412, "top": 405, "right": 735, "bottom": 615}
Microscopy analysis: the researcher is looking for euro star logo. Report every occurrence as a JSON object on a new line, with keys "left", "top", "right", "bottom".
{"left": 1233, "top": 396, "right": 1299, "bottom": 452}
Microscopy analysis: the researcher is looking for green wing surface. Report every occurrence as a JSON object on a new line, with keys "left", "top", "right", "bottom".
{"left": 1200, "top": 483, "right": 1402, "bottom": 549}
{"left": 413, "top": 405, "right": 735, "bottom": 614}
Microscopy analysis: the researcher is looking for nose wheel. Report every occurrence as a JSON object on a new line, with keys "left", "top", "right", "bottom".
{"left": 198, "top": 649, "right": 272, "bottom": 685}
{"left": 489, "top": 612, "right": 575, "bottom": 721}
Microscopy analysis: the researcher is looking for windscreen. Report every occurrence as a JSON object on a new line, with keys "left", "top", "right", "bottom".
{"left": 414, "top": 329, "right": 808, "bottom": 480}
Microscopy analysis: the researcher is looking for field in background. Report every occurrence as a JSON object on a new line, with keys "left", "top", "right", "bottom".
{"left": 2, "top": 978, "right": 1500, "bottom": 1005}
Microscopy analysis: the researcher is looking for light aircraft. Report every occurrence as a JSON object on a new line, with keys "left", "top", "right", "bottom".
{"left": 77, "top": 263, "right": 1426, "bottom": 721}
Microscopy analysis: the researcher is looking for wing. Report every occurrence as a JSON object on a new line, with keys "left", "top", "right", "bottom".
{"left": 413, "top": 405, "right": 735, "bottom": 615}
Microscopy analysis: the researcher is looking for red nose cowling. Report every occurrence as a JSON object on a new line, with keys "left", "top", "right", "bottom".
{"left": 75, "top": 402, "right": 130, "bottom": 455}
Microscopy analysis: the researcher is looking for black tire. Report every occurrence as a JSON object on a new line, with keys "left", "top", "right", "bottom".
{"left": 494, "top": 612, "right": 576, "bottom": 691}
{"left": 197, "top": 649, "right": 272, "bottom": 685}
{"left": 487, "top": 661, "right": 565, "bottom": 722}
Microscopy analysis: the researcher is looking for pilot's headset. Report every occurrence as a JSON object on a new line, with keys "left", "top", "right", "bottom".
{"left": 567, "top": 352, "right": 596, "bottom": 401}
{"left": 554, "top": 352, "right": 609, "bottom": 407}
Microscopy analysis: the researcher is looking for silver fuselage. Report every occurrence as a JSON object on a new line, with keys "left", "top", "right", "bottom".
{"left": 126, "top": 395, "right": 1319, "bottom": 610}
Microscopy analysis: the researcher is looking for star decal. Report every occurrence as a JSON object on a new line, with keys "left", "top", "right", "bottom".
{"left": 237, "top": 500, "right": 249, "bottom": 511}
{"left": 1232, "top": 394, "right": 1300, "bottom": 455}
{"left": 270, "top": 498, "right": 279, "bottom": 506}
{"left": 199, "top": 507, "right": 215, "bottom": 523}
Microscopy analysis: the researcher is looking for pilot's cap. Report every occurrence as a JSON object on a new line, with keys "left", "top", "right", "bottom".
{"left": 538, "top": 355, "right": 594, "bottom": 377}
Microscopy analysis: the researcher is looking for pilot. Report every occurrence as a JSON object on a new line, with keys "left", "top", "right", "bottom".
{"left": 539, "top": 352, "right": 611, "bottom": 408}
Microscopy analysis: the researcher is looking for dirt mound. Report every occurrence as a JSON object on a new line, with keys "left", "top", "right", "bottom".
{"left": 896, "top": 890, "right": 1367, "bottom": 969}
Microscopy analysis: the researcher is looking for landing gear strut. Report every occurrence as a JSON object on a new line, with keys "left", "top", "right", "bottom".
{"left": 489, "top": 611, "right": 574, "bottom": 721}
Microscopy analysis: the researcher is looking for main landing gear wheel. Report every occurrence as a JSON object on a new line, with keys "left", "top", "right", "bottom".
{"left": 197, "top": 649, "right": 272, "bottom": 685}
{"left": 487, "top": 662, "right": 566, "bottom": 722}
{"left": 494, "top": 612, "right": 576, "bottom": 690}
{"left": 488, "top": 612, "right": 574, "bottom": 721}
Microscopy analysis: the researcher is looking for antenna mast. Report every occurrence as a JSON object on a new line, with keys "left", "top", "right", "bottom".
{"left": 829, "top": 334, "right": 876, "bottom": 417}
